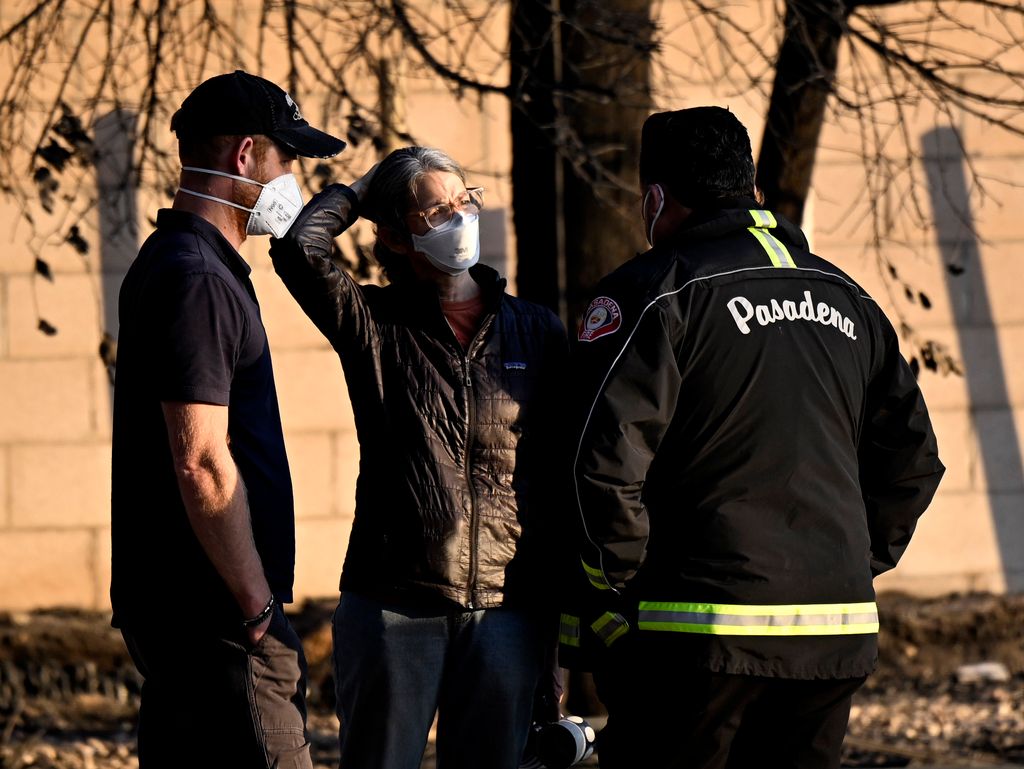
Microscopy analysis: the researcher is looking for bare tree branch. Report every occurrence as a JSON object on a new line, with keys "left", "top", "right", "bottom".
{"left": 0, "top": 0, "right": 1020, "bottom": 375}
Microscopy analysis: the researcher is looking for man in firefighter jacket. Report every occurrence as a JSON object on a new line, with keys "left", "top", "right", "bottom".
{"left": 563, "top": 107, "right": 944, "bottom": 769}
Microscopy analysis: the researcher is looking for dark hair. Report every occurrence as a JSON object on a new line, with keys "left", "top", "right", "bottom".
{"left": 177, "top": 133, "right": 274, "bottom": 169}
{"left": 361, "top": 146, "right": 466, "bottom": 283}
{"left": 639, "top": 107, "right": 756, "bottom": 206}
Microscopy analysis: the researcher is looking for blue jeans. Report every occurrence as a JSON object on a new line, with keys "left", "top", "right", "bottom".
{"left": 332, "top": 592, "right": 546, "bottom": 769}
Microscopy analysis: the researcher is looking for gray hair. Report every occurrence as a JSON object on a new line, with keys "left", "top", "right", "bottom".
{"left": 363, "top": 147, "right": 466, "bottom": 282}
{"left": 364, "top": 146, "right": 465, "bottom": 228}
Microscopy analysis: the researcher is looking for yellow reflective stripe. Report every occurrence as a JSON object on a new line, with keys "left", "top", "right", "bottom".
{"left": 638, "top": 601, "right": 879, "bottom": 636}
{"left": 639, "top": 622, "right": 880, "bottom": 636}
{"left": 591, "top": 611, "right": 630, "bottom": 647}
{"left": 581, "top": 557, "right": 612, "bottom": 590}
{"left": 642, "top": 601, "right": 878, "bottom": 616}
{"left": 603, "top": 623, "right": 629, "bottom": 646}
{"left": 559, "top": 613, "right": 581, "bottom": 648}
{"left": 748, "top": 227, "right": 795, "bottom": 268}
{"left": 749, "top": 209, "right": 777, "bottom": 228}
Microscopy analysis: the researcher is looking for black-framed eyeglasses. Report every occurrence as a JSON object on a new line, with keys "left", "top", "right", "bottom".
{"left": 410, "top": 187, "right": 485, "bottom": 230}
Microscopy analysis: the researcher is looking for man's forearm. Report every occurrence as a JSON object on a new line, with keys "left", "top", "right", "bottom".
{"left": 173, "top": 446, "right": 272, "bottom": 620}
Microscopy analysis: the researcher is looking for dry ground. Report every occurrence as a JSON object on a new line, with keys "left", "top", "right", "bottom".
{"left": 2, "top": 593, "right": 1023, "bottom": 768}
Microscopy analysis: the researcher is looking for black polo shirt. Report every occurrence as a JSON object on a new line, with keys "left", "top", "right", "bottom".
{"left": 110, "top": 209, "right": 294, "bottom": 630}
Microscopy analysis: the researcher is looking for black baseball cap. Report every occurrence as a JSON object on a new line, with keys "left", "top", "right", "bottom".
{"left": 170, "top": 70, "right": 346, "bottom": 159}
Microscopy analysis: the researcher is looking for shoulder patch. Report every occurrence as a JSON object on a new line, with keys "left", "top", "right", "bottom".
{"left": 578, "top": 296, "right": 622, "bottom": 342}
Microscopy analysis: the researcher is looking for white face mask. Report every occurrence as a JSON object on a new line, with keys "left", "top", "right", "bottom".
{"left": 178, "top": 166, "right": 304, "bottom": 238}
{"left": 410, "top": 211, "right": 481, "bottom": 276}
{"left": 643, "top": 184, "right": 664, "bottom": 247}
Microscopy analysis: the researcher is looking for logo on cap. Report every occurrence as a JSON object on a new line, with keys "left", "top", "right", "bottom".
{"left": 578, "top": 296, "right": 622, "bottom": 342}
{"left": 285, "top": 92, "right": 302, "bottom": 121}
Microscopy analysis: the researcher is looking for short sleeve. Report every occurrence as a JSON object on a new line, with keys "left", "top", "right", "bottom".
{"left": 152, "top": 272, "right": 246, "bottom": 406}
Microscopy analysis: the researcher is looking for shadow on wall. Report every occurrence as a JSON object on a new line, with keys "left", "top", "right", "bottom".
{"left": 923, "top": 127, "right": 1024, "bottom": 591}
{"left": 95, "top": 110, "right": 139, "bottom": 396}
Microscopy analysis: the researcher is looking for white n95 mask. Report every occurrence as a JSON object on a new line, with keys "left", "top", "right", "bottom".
{"left": 178, "top": 166, "right": 304, "bottom": 238}
{"left": 410, "top": 211, "right": 481, "bottom": 275}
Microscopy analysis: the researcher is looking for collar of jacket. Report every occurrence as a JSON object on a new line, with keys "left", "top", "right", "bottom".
{"left": 394, "top": 263, "right": 506, "bottom": 307}
{"left": 467, "top": 263, "right": 508, "bottom": 309}
{"left": 390, "top": 262, "right": 507, "bottom": 341}
{"left": 663, "top": 197, "right": 810, "bottom": 252}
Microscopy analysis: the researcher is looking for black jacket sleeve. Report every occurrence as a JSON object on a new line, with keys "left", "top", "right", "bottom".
{"left": 268, "top": 184, "right": 373, "bottom": 355}
{"left": 859, "top": 313, "right": 945, "bottom": 576}
{"left": 573, "top": 298, "right": 683, "bottom": 592}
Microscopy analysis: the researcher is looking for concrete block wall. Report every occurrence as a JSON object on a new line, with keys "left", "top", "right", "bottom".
{"left": 813, "top": 103, "right": 1024, "bottom": 595}
{"left": 0, "top": 270, "right": 114, "bottom": 609}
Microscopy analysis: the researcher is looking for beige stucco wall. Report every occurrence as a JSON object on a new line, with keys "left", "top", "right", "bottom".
{"left": 816, "top": 115, "right": 1024, "bottom": 595}
{"left": 0, "top": 1, "right": 1022, "bottom": 610}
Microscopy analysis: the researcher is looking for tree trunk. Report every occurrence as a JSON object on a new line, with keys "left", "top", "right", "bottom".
{"left": 509, "top": 0, "right": 565, "bottom": 315}
{"left": 560, "top": 0, "right": 653, "bottom": 325}
{"left": 510, "top": 0, "right": 653, "bottom": 327}
{"left": 756, "top": 0, "right": 849, "bottom": 225}
{"left": 377, "top": 52, "right": 410, "bottom": 156}
{"left": 509, "top": 0, "right": 653, "bottom": 722}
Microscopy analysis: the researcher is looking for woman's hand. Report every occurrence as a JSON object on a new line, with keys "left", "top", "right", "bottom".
{"left": 271, "top": 185, "right": 358, "bottom": 254}
{"left": 349, "top": 162, "right": 380, "bottom": 203}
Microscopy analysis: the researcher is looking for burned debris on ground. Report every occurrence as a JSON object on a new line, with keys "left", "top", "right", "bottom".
{"left": 2, "top": 593, "right": 1024, "bottom": 768}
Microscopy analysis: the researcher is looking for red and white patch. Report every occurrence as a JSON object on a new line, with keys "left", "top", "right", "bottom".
{"left": 578, "top": 296, "right": 622, "bottom": 342}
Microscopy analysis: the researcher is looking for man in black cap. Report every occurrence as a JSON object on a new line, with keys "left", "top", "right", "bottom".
{"left": 110, "top": 70, "right": 345, "bottom": 768}
{"left": 563, "top": 107, "right": 944, "bottom": 768}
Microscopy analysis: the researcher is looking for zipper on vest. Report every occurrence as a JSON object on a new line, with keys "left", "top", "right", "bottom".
{"left": 460, "top": 310, "right": 496, "bottom": 610}
{"left": 461, "top": 311, "right": 496, "bottom": 609}
{"left": 463, "top": 354, "right": 478, "bottom": 609}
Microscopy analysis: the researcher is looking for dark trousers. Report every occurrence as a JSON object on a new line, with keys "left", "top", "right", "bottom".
{"left": 595, "top": 660, "right": 866, "bottom": 769}
{"left": 120, "top": 604, "right": 312, "bottom": 769}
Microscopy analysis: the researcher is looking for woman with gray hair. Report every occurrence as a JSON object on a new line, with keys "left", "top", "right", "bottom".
{"left": 269, "top": 147, "right": 567, "bottom": 769}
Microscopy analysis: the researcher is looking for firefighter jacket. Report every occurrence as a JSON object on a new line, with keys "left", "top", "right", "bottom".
{"left": 562, "top": 200, "right": 944, "bottom": 679}
{"left": 269, "top": 186, "right": 568, "bottom": 610}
